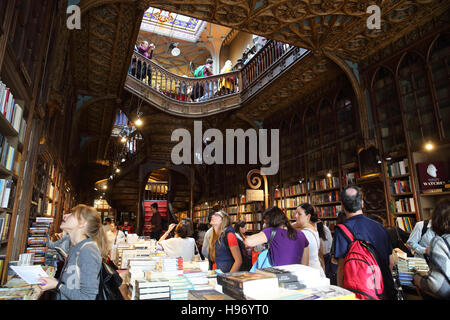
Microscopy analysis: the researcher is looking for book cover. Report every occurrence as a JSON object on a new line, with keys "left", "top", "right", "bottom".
{"left": 217, "top": 271, "right": 277, "bottom": 290}
{"left": 221, "top": 284, "right": 246, "bottom": 300}
{"left": 278, "top": 281, "right": 306, "bottom": 290}
{"left": 187, "top": 289, "right": 226, "bottom": 300}
{"left": 256, "top": 267, "right": 298, "bottom": 283}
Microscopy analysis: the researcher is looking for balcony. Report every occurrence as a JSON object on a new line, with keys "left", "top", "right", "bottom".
{"left": 125, "top": 40, "right": 309, "bottom": 117}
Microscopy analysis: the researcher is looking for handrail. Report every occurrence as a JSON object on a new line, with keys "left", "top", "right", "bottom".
{"left": 126, "top": 40, "right": 309, "bottom": 114}
{"left": 129, "top": 52, "right": 241, "bottom": 103}
{"left": 241, "top": 41, "right": 296, "bottom": 91}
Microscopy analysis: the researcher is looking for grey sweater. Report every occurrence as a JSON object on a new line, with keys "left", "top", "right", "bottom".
{"left": 56, "top": 238, "right": 102, "bottom": 300}
{"left": 420, "top": 234, "right": 450, "bottom": 299}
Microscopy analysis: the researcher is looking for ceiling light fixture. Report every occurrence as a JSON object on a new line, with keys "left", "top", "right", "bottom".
{"left": 135, "top": 118, "right": 143, "bottom": 127}
{"left": 169, "top": 42, "right": 180, "bottom": 56}
{"left": 425, "top": 142, "right": 434, "bottom": 151}
{"left": 116, "top": 168, "right": 121, "bottom": 173}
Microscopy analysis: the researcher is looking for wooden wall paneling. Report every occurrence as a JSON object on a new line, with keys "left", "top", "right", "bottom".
{"left": 0, "top": 0, "right": 16, "bottom": 70}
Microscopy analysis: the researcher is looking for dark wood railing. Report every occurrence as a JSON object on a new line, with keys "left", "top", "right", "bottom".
{"left": 127, "top": 40, "right": 308, "bottom": 108}
{"left": 129, "top": 52, "right": 242, "bottom": 102}
{"left": 241, "top": 41, "right": 295, "bottom": 90}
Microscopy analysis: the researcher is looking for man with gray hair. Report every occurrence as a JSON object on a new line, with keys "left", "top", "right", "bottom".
{"left": 333, "top": 186, "right": 395, "bottom": 299}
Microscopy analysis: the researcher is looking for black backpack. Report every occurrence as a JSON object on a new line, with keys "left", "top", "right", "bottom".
{"left": 224, "top": 229, "right": 252, "bottom": 271}
{"left": 96, "top": 259, "right": 124, "bottom": 300}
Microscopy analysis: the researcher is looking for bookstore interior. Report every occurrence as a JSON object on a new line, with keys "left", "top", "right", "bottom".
{"left": 0, "top": 0, "right": 449, "bottom": 303}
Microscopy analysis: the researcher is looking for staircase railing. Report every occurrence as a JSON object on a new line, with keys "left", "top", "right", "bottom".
{"left": 129, "top": 52, "right": 242, "bottom": 102}
{"left": 126, "top": 40, "right": 309, "bottom": 111}
{"left": 241, "top": 41, "right": 295, "bottom": 90}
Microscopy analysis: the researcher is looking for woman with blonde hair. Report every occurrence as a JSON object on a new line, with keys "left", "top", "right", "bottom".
{"left": 208, "top": 210, "right": 242, "bottom": 272}
{"left": 220, "top": 60, "right": 234, "bottom": 94}
{"left": 39, "top": 204, "right": 108, "bottom": 300}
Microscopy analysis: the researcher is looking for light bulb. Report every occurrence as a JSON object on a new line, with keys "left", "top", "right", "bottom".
{"left": 327, "top": 172, "right": 332, "bottom": 178}
{"left": 135, "top": 118, "right": 143, "bottom": 126}
{"left": 103, "top": 185, "right": 107, "bottom": 190}
{"left": 121, "top": 136, "right": 127, "bottom": 143}
{"left": 115, "top": 168, "right": 120, "bottom": 173}
{"left": 425, "top": 142, "right": 434, "bottom": 151}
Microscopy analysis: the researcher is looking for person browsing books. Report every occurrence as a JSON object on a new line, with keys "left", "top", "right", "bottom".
{"left": 407, "top": 216, "right": 436, "bottom": 259}
{"left": 38, "top": 205, "right": 108, "bottom": 300}
{"left": 157, "top": 219, "right": 196, "bottom": 262}
{"left": 208, "top": 210, "right": 242, "bottom": 273}
{"left": 292, "top": 203, "right": 326, "bottom": 277}
{"left": 413, "top": 200, "right": 450, "bottom": 299}
{"left": 106, "top": 222, "right": 125, "bottom": 261}
{"left": 245, "top": 206, "right": 309, "bottom": 267}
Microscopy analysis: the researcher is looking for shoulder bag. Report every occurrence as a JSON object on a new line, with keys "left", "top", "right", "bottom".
{"left": 250, "top": 228, "right": 277, "bottom": 272}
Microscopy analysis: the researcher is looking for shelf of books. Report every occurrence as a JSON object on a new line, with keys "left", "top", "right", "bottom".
{"left": 0, "top": 77, "right": 30, "bottom": 283}
{"left": 384, "top": 157, "right": 418, "bottom": 231}
{"left": 0, "top": 80, "right": 27, "bottom": 252}
{"left": 239, "top": 195, "right": 264, "bottom": 234}
{"left": 193, "top": 202, "right": 211, "bottom": 224}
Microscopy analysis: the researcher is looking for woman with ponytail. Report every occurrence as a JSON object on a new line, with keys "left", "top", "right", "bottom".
{"left": 245, "top": 206, "right": 309, "bottom": 267}
{"left": 293, "top": 203, "right": 326, "bottom": 277}
{"left": 39, "top": 204, "right": 107, "bottom": 300}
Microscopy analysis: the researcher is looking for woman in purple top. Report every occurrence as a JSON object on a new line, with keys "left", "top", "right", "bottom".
{"left": 245, "top": 206, "right": 309, "bottom": 267}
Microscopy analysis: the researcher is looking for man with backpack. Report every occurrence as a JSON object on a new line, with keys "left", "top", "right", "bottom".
{"left": 333, "top": 186, "right": 395, "bottom": 299}
{"left": 407, "top": 218, "right": 436, "bottom": 259}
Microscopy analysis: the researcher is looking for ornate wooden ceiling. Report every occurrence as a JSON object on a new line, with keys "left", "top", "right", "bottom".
{"left": 70, "top": 0, "right": 450, "bottom": 181}
{"left": 143, "top": 0, "right": 450, "bottom": 62}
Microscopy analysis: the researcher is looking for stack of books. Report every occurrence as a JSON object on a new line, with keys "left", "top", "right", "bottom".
{"left": 275, "top": 264, "right": 330, "bottom": 288}
{"left": 127, "top": 259, "right": 157, "bottom": 284}
{"left": 216, "top": 271, "right": 279, "bottom": 300}
{"left": 168, "top": 275, "right": 194, "bottom": 300}
{"left": 135, "top": 278, "right": 170, "bottom": 300}
{"left": 157, "top": 257, "right": 183, "bottom": 274}
{"left": 26, "top": 217, "right": 53, "bottom": 264}
{"left": 397, "top": 257, "right": 429, "bottom": 288}
{"left": 184, "top": 270, "right": 210, "bottom": 290}
{"left": 256, "top": 267, "right": 306, "bottom": 290}
{"left": 188, "top": 289, "right": 230, "bottom": 300}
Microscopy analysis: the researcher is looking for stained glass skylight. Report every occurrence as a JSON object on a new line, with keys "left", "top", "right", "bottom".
{"left": 140, "top": 7, "right": 207, "bottom": 42}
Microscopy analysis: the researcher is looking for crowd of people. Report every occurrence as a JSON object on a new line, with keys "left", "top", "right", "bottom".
{"left": 128, "top": 36, "right": 293, "bottom": 103}
{"left": 35, "top": 187, "right": 449, "bottom": 300}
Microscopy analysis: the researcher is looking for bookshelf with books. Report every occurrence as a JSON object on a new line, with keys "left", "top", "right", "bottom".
{"left": 382, "top": 156, "right": 419, "bottom": 230}
{"left": 0, "top": 78, "right": 28, "bottom": 260}
{"left": 238, "top": 195, "right": 264, "bottom": 234}
{"left": 193, "top": 202, "right": 211, "bottom": 224}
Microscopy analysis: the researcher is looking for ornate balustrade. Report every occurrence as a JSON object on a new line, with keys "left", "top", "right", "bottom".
{"left": 125, "top": 40, "right": 309, "bottom": 117}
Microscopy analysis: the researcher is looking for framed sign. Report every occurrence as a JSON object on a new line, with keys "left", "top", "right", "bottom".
{"left": 246, "top": 189, "right": 264, "bottom": 202}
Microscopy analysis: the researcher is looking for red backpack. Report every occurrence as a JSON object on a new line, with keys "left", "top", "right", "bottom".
{"left": 336, "top": 224, "right": 384, "bottom": 300}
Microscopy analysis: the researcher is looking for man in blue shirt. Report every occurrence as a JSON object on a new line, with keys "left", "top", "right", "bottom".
{"left": 333, "top": 186, "right": 395, "bottom": 299}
